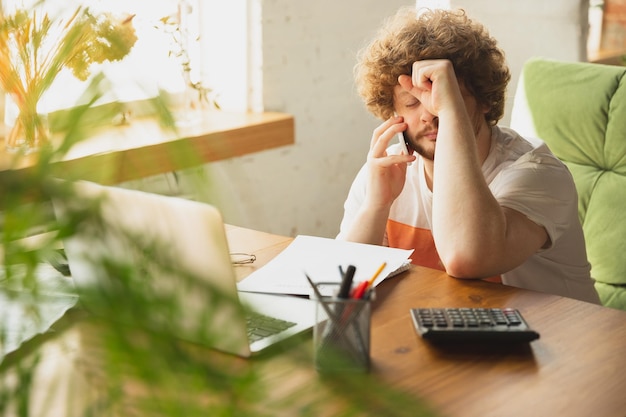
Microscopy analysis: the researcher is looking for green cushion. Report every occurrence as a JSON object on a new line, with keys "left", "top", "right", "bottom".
{"left": 522, "top": 58, "right": 626, "bottom": 310}
{"left": 595, "top": 282, "right": 626, "bottom": 308}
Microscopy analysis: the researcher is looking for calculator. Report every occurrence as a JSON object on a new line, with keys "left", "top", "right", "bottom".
{"left": 410, "top": 307, "right": 540, "bottom": 343}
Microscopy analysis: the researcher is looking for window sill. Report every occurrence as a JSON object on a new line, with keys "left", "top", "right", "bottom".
{"left": 0, "top": 111, "right": 294, "bottom": 185}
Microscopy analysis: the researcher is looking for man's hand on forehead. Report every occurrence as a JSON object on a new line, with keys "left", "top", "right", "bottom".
{"left": 397, "top": 60, "right": 464, "bottom": 116}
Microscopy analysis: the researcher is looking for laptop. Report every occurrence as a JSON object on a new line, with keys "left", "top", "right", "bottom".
{"left": 52, "top": 180, "right": 316, "bottom": 357}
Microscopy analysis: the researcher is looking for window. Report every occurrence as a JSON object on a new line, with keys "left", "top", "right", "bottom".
{"left": 1, "top": 0, "right": 257, "bottom": 117}
{"left": 198, "top": 0, "right": 261, "bottom": 112}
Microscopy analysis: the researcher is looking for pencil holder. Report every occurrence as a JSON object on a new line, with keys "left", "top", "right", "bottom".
{"left": 312, "top": 282, "right": 372, "bottom": 373}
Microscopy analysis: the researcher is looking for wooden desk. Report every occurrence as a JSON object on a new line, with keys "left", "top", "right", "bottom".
{"left": 3, "top": 225, "right": 626, "bottom": 417}
{"left": 371, "top": 267, "right": 626, "bottom": 417}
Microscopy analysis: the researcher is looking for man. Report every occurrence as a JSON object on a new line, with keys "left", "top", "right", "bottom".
{"left": 337, "top": 7, "right": 599, "bottom": 303}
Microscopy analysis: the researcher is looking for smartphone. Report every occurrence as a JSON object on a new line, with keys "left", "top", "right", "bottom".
{"left": 396, "top": 131, "right": 411, "bottom": 156}
{"left": 393, "top": 113, "right": 412, "bottom": 159}
{"left": 396, "top": 131, "right": 413, "bottom": 166}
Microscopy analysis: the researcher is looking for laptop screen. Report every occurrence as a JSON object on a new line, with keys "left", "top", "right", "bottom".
{"left": 53, "top": 180, "right": 252, "bottom": 356}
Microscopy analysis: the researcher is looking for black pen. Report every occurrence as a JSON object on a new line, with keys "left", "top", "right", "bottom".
{"left": 338, "top": 264, "right": 356, "bottom": 299}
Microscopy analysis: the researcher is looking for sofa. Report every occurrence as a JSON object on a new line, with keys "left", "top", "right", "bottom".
{"left": 511, "top": 58, "right": 626, "bottom": 310}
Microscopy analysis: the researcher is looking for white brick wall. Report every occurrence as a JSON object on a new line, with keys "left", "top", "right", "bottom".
{"left": 186, "top": 0, "right": 411, "bottom": 238}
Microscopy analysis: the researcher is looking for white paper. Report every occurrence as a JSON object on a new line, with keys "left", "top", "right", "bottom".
{"left": 237, "top": 235, "right": 413, "bottom": 296}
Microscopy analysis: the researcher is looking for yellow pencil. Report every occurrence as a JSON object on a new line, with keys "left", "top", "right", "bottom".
{"left": 367, "top": 261, "right": 387, "bottom": 286}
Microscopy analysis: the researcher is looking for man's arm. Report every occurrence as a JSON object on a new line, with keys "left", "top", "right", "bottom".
{"left": 399, "top": 60, "right": 548, "bottom": 278}
{"left": 338, "top": 116, "right": 416, "bottom": 245}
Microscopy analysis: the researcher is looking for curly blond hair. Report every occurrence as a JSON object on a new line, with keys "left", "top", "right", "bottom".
{"left": 354, "top": 7, "right": 510, "bottom": 125}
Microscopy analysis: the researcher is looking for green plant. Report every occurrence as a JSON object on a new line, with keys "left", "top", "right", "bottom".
{"left": 155, "top": 5, "right": 220, "bottom": 111}
{"left": 0, "top": 4, "right": 137, "bottom": 151}
{"left": 0, "top": 4, "right": 437, "bottom": 417}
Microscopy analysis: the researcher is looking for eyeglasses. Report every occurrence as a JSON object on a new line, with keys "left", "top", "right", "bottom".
{"left": 230, "top": 252, "right": 256, "bottom": 265}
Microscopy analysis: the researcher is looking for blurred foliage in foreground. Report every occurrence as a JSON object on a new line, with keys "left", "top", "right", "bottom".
{"left": 0, "top": 10, "right": 437, "bottom": 417}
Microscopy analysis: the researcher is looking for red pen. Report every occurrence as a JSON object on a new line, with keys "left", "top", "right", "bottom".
{"left": 350, "top": 280, "right": 370, "bottom": 300}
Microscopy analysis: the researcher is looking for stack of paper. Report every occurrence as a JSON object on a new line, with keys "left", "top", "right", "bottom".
{"left": 237, "top": 235, "right": 413, "bottom": 296}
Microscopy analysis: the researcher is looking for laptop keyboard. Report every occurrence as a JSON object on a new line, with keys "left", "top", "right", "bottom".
{"left": 246, "top": 312, "right": 297, "bottom": 342}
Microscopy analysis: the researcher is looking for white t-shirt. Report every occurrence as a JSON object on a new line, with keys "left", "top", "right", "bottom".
{"left": 338, "top": 126, "right": 600, "bottom": 303}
